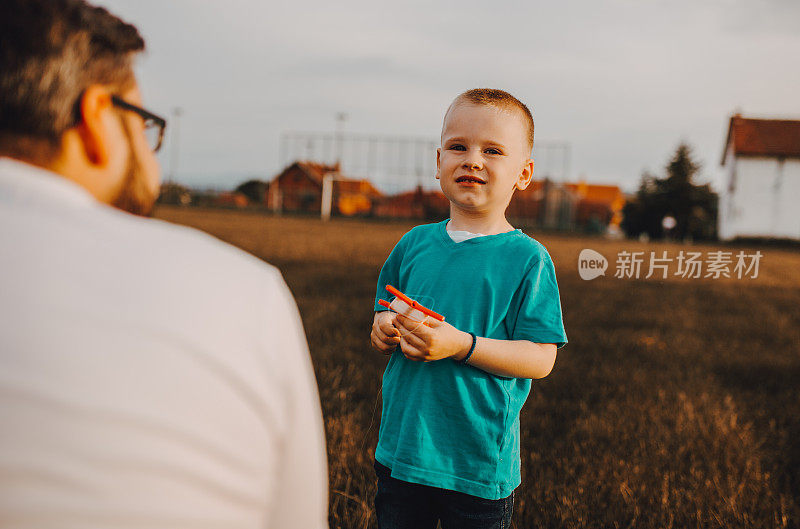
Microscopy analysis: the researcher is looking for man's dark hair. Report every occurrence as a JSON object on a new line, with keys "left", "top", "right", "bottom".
{"left": 0, "top": 0, "right": 145, "bottom": 163}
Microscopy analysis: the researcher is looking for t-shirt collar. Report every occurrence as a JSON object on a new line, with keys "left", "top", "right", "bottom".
{"left": 0, "top": 157, "right": 97, "bottom": 210}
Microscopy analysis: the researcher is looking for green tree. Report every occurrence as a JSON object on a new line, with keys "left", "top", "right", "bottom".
{"left": 621, "top": 143, "right": 718, "bottom": 241}
{"left": 664, "top": 144, "right": 700, "bottom": 240}
{"left": 235, "top": 179, "right": 269, "bottom": 205}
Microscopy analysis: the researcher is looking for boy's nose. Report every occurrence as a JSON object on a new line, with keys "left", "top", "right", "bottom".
{"left": 462, "top": 159, "right": 483, "bottom": 171}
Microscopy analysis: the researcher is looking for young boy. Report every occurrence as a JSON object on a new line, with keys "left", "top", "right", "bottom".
{"left": 369, "top": 88, "right": 568, "bottom": 529}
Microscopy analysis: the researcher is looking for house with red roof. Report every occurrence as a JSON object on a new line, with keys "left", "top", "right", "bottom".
{"left": 719, "top": 114, "right": 800, "bottom": 240}
{"left": 267, "top": 161, "right": 382, "bottom": 216}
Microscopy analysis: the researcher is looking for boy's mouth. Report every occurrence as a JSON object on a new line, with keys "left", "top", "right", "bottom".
{"left": 455, "top": 175, "right": 486, "bottom": 185}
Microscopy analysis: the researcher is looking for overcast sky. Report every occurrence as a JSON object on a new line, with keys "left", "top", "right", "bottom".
{"left": 98, "top": 0, "right": 800, "bottom": 193}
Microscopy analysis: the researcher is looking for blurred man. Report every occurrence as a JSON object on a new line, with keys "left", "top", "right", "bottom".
{"left": 0, "top": 1, "right": 328, "bottom": 528}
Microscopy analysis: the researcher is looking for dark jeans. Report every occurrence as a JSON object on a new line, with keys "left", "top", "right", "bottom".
{"left": 374, "top": 460, "right": 515, "bottom": 529}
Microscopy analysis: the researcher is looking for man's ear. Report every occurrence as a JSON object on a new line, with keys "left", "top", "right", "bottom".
{"left": 515, "top": 158, "right": 534, "bottom": 190}
{"left": 75, "top": 85, "right": 113, "bottom": 166}
{"left": 435, "top": 148, "right": 441, "bottom": 179}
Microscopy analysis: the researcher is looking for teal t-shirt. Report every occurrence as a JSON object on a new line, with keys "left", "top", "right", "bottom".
{"left": 373, "top": 220, "right": 568, "bottom": 499}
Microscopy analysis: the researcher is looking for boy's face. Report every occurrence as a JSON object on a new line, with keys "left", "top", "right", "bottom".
{"left": 436, "top": 102, "right": 533, "bottom": 216}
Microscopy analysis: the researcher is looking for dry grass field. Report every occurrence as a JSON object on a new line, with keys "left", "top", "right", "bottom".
{"left": 156, "top": 206, "right": 800, "bottom": 529}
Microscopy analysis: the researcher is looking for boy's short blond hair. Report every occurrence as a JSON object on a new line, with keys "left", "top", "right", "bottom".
{"left": 448, "top": 88, "right": 534, "bottom": 151}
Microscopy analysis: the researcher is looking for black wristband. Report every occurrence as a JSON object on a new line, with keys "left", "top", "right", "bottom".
{"left": 460, "top": 332, "right": 477, "bottom": 365}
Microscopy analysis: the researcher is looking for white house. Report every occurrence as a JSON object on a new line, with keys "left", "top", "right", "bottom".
{"left": 719, "top": 114, "right": 800, "bottom": 240}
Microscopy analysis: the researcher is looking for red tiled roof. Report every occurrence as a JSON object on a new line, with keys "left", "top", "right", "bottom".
{"left": 721, "top": 115, "right": 800, "bottom": 165}
{"left": 295, "top": 161, "right": 340, "bottom": 184}
{"left": 290, "top": 161, "right": 380, "bottom": 195}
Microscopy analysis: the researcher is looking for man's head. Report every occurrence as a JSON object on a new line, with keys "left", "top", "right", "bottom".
{"left": 0, "top": 0, "right": 162, "bottom": 216}
{"left": 436, "top": 89, "right": 535, "bottom": 217}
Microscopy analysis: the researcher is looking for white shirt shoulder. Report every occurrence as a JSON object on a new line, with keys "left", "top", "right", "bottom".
{"left": 0, "top": 159, "right": 328, "bottom": 529}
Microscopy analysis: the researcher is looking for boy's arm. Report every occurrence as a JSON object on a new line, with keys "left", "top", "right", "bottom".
{"left": 393, "top": 312, "right": 557, "bottom": 379}
{"left": 454, "top": 335, "right": 557, "bottom": 379}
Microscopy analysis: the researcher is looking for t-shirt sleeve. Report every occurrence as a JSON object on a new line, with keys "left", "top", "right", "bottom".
{"left": 374, "top": 233, "right": 408, "bottom": 312}
{"left": 506, "top": 255, "right": 568, "bottom": 348}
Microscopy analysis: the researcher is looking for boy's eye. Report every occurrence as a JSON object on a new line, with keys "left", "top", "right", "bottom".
{"left": 448, "top": 144, "right": 466, "bottom": 151}
{"left": 485, "top": 148, "right": 502, "bottom": 155}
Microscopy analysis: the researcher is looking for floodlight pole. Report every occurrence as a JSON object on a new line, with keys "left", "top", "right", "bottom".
{"left": 168, "top": 107, "right": 183, "bottom": 184}
{"left": 335, "top": 112, "right": 347, "bottom": 164}
{"left": 323, "top": 113, "right": 348, "bottom": 221}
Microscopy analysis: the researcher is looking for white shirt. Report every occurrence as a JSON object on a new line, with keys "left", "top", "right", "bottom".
{"left": 0, "top": 159, "right": 328, "bottom": 529}
{"left": 445, "top": 221, "right": 487, "bottom": 243}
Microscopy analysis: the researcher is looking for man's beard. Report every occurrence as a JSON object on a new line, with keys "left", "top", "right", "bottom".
{"left": 110, "top": 153, "right": 156, "bottom": 217}
{"left": 111, "top": 124, "right": 157, "bottom": 217}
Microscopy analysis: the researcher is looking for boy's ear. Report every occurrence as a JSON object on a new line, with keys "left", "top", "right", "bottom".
{"left": 515, "top": 158, "right": 534, "bottom": 190}
{"left": 435, "top": 148, "right": 441, "bottom": 179}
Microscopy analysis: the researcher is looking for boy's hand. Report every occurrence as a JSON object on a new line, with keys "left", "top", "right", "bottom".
{"left": 393, "top": 312, "right": 472, "bottom": 362}
{"left": 371, "top": 311, "right": 401, "bottom": 354}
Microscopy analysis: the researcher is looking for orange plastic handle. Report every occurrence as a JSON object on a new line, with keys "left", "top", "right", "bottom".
{"left": 386, "top": 285, "right": 413, "bottom": 306}
{"left": 384, "top": 285, "right": 445, "bottom": 321}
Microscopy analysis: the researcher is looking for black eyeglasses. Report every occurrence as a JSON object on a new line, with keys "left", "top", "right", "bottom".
{"left": 111, "top": 95, "right": 167, "bottom": 152}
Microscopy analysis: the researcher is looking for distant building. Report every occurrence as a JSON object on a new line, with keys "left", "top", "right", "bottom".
{"left": 565, "top": 181, "right": 626, "bottom": 231}
{"left": 335, "top": 178, "right": 385, "bottom": 216}
{"left": 267, "top": 161, "right": 382, "bottom": 216}
{"left": 508, "top": 180, "right": 571, "bottom": 228}
{"left": 372, "top": 186, "right": 450, "bottom": 219}
{"left": 266, "top": 160, "right": 625, "bottom": 229}
{"left": 213, "top": 191, "right": 249, "bottom": 208}
{"left": 509, "top": 179, "right": 624, "bottom": 231}
{"left": 719, "top": 114, "right": 800, "bottom": 240}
